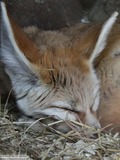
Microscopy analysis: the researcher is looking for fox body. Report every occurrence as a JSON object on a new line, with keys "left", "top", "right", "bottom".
{"left": 1, "top": 2, "right": 120, "bottom": 133}
{"left": 96, "top": 31, "right": 120, "bottom": 133}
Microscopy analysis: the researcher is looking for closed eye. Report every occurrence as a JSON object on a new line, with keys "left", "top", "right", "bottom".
{"left": 49, "top": 105, "right": 81, "bottom": 114}
{"left": 50, "top": 101, "right": 73, "bottom": 110}
{"left": 50, "top": 101, "right": 85, "bottom": 113}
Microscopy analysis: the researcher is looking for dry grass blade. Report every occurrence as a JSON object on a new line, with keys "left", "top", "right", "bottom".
{"left": 0, "top": 99, "right": 120, "bottom": 160}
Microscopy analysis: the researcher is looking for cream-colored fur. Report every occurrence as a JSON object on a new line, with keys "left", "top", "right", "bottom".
{"left": 1, "top": 2, "right": 120, "bottom": 133}
{"left": 97, "top": 50, "right": 120, "bottom": 133}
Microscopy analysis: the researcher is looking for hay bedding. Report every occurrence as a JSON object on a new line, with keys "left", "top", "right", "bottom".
{"left": 0, "top": 98, "right": 120, "bottom": 160}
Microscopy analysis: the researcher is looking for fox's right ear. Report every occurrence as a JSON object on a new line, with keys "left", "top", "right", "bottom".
{"left": 89, "top": 12, "right": 118, "bottom": 64}
{"left": 0, "top": 2, "right": 41, "bottom": 89}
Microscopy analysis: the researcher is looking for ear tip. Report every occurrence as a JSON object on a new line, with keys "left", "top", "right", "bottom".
{"left": 1, "top": 1, "right": 6, "bottom": 8}
{"left": 112, "top": 11, "right": 119, "bottom": 18}
{"left": 0, "top": 0, "right": 5, "bottom": 4}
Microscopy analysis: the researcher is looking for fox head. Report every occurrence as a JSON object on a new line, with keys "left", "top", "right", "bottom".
{"left": 0, "top": 2, "right": 118, "bottom": 131}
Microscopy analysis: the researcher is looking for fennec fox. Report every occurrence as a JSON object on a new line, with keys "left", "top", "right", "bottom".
{"left": 1, "top": 2, "right": 120, "bottom": 133}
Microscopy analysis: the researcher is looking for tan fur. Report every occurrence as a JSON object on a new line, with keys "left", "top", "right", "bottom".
{"left": 97, "top": 47, "right": 120, "bottom": 133}
{"left": 1, "top": 3, "right": 120, "bottom": 133}
{"left": 8, "top": 16, "right": 41, "bottom": 63}
{"left": 12, "top": 19, "right": 93, "bottom": 84}
{"left": 24, "top": 24, "right": 120, "bottom": 133}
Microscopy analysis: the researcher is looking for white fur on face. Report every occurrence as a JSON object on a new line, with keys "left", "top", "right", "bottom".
{"left": 33, "top": 108, "right": 77, "bottom": 121}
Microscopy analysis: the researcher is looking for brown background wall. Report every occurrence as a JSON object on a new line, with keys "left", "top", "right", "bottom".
{"left": 5, "top": 0, "right": 120, "bottom": 30}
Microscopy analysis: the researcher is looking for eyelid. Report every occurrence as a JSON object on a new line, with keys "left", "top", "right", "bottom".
{"left": 50, "top": 101, "right": 72, "bottom": 110}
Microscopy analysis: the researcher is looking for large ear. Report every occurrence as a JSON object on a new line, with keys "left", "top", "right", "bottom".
{"left": 0, "top": 2, "right": 41, "bottom": 91}
{"left": 89, "top": 12, "right": 118, "bottom": 63}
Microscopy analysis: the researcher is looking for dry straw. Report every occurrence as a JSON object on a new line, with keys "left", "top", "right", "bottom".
{"left": 0, "top": 100, "right": 120, "bottom": 160}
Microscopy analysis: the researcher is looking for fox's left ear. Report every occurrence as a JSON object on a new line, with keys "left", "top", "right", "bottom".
{"left": 89, "top": 12, "right": 118, "bottom": 64}
{"left": 0, "top": 1, "right": 41, "bottom": 64}
{"left": 0, "top": 2, "right": 42, "bottom": 84}
{"left": 0, "top": 1, "right": 45, "bottom": 102}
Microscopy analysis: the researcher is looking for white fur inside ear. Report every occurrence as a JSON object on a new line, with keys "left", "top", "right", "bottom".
{"left": 1, "top": 2, "right": 31, "bottom": 69}
{"left": 1, "top": 2, "right": 41, "bottom": 101}
{"left": 90, "top": 12, "right": 118, "bottom": 63}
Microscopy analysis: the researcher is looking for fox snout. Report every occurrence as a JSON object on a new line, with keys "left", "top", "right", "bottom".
{"left": 78, "top": 110, "right": 101, "bottom": 129}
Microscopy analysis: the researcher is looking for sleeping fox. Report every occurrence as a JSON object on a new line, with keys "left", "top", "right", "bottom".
{"left": 1, "top": 2, "right": 120, "bottom": 133}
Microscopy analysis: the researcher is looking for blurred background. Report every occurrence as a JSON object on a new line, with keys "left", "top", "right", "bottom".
{"left": 5, "top": 0, "right": 120, "bottom": 30}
